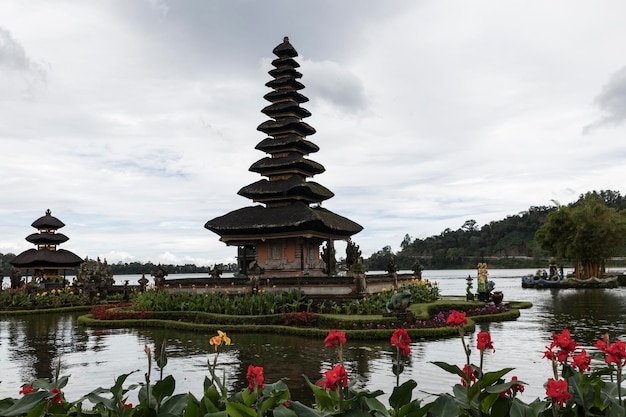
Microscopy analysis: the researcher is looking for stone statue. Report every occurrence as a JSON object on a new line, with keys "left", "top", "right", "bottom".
{"left": 321, "top": 240, "right": 336, "bottom": 276}
{"left": 10, "top": 267, "right": 23, "bottom": 289}
{"left": 138, "top": 274, "right": 149, "bottom": 292}
{"left": 412, "top": 261, "right": 424, "bottom": 280}
{"left": 209, "top": 265, "right": 222, "bottom": 279}
{"left": 345, "top": 239, "right": 362, "bottom": 272}
{"left": 151, "top": 265, "right": 168, "bottom": 289}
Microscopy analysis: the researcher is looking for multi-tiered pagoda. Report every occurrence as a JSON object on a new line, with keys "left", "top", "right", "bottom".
{"left": 205, "top": 37, "right": 363, "bottom": 277}
{"left": 11, "top": 209, "right": 83, "bottom": 282}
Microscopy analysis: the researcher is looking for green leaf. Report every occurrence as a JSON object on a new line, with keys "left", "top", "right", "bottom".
{"left": 0, "top": 391, "right": 51, "bottom": 417}
{"left": 272, "top": 404, "right": 299, "bottom": 417}
{"left": 152, "top": 375, "right": 176, "bottom": 402}
{"left": 303, "top": 375, "right": 334, "bottom": 410}
{"left": 510, "top": 398, "right": 549, "bottom": 417}
{"left": 225, "top": 402, "right": 256, "bottom": 417}
{"left": 289, "top": 401, "right": 329, "bottom": 417}
{"left": 430, "top": 361, "right": 465, "bottom": 379}
{"left": 183, "top": 394, "right": 199, "bottom": 417}
{"left": 82, "top": 392, "right": 119, "bottom": 411}
{"left": 160, "top": 393, "right": 189, "bottom": 415}
{"left": 480, "top": 368, "right": 514, "bottom": 386}
{"left": 204, "top": 411, "right": 228, "bottom": 417}
{"left": 427, "top": 395, "right": 459, "bottom": 417}
{"left": 389, "top": 380, "right": 418, "bottom": 411}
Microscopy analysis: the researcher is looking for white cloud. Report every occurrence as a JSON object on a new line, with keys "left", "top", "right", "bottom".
{"left": 584, "top": 66, "right": 626, "bottom": 133}
{"left": 0, "top": 0, "right": 625, "bottom": 264}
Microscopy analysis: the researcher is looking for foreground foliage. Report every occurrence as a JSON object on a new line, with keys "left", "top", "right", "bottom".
{"left": 2, "top": 311, "right": 626, "bottom": 417}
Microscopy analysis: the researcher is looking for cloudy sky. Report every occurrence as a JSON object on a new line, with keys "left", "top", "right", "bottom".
{"left": 1, "top": 1, "right": 625, "bottom": 267}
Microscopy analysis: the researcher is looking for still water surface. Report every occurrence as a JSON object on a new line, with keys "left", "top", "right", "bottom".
{"left": 1, "top": 268, "right": 626, "bottom": 404}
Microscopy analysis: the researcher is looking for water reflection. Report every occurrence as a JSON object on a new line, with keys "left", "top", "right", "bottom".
{"left": 2, "top": 274, "right": 626, "bottom": 404}
{"left": 534, "top": 289, "right": 626, "bottom": 344}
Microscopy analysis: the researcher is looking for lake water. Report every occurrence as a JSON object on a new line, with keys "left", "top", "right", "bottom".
{"left": 1, "top": 268, "right": 625, "bottom": 405}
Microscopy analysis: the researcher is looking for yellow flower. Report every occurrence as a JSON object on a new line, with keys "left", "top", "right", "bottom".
{"left": 210, "top": 330, "right": 231, "bottom": 351}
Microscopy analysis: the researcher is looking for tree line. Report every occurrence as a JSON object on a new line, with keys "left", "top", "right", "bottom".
{"left": 363, "top": 190, "right": 626, "bottom": 271}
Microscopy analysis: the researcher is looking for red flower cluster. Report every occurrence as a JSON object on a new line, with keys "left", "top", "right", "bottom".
{"left": 476, "top": 331, "right": 495, "bottom": 352}
{"left": 390, "top": 328, "right": 412, "bottom": 356}
{"left": 324, "top": 330, "right": 347, "bottom": 348}
{"left": 446, "top": 310, "right": 467, "bottom": 327}
{"left": 499, "top": 376, "right": 524, "bottom": 398}
{"left": 571, "top": 349, "right": 591, "bottom": 372}
{"left": 246, "top": 365, "right": 265, "bottom": 392}
{"left": 543, "top": 329, "right": 578, "bottom": 363}
{"left": 318, "top": 364, "right": 348, "bottom": 392}
{"left": 461, "top": 364, "right": 476, "bottom": 387}
{"left": 546, "top": 378, "right": 571, "bottom": 407}
{"left": 595, "top": 336, "right": 626, "bottom": 367}
{"left": 50, "top": 388, "right": 63, "bottom": 404}
{"left": 19, "top": 385, "right": 34, "bottom": 395}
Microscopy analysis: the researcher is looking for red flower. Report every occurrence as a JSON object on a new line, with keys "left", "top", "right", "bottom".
{"left": 604, "top": 340, "right": 626, "bottom": 366}
{"left": 461, "top": 364, "right": 476, "bottom": 387}
{"left": 571, "top": 349, "right": 591, "bottom": 372}
{"left": 19, "top": 385, "right": 34, "bottom": 395}
{"left": 446, "top": 310, "right": 467, "bottom": 327}
{"left": 123, "top": 403, "right": 133, "bottom": 409}
{"left": 324, "top": 330, "right": 347, "bottom": 348}
{"left": 595, "top": 334, "right": 610, "bottom": 351}
{"left": 546, "top": 378, "right": 571, "bottom": 407}
{"left": 476, "top": 331, "right": 495, "bottom": 352}
{"left": 500, "top": 376, "right": 524, "bottom": 397}
{"left": 317, "top": 364, "right": 348, "bottom": 392}
{"left": 390, "top": 328, "right": 412, "bottom": 356}
{"left": 544, "top": 329, "right": 578, "bottom": 363}
{"left": 50, "top": 388, "right": 63, "bottom": 404}
{"left": 246, "top": 365, "right": 265, "bottom": 392}
{"left": 552, "top": 329, "right": 578, "bottom": 353}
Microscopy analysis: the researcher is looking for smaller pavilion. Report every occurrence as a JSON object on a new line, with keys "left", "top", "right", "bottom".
{"left": 10, "top": 209, "right": 84, "bottom": 285}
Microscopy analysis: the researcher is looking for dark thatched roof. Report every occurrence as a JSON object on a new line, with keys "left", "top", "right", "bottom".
{"left": 32, "top": 209, "right": 65, "bottom": 229}
{"left": 249, "top": 155, "right": 325, "bottom": 176}
{"left": 10, "top": 248, "right": 84, "bottom": 269}
{"left": 205, "top": 202, "right": 362, "bottom": 238}
{"left": 26, "top": 232, "right": 70, "bottom": 245}
{"left": 238, "top": 178, "right": 333, "bottom": 202}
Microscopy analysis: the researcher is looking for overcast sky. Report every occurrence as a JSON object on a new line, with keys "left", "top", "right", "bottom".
{"left": 1, "top": 1, "right": 625, "bottom": 267}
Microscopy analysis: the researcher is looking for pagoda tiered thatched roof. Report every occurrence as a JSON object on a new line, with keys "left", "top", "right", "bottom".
{"left": 205, "top": 37, "right": 362, "bottom": 243}
{"left": 11, "top": 209, "right": 83, "bottom": 270}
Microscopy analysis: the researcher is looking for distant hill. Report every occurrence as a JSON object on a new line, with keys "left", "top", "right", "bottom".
{"left": 364, "top": 190, "right": 626, "bottom": 270}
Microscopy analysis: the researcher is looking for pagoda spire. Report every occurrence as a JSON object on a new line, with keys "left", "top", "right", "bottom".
{"left": 238, "top": 36, "right": 334, "bottom": 207}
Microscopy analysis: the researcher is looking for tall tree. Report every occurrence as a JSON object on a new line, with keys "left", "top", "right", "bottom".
{"left": 535, "top": 196, "right": 626, "bottom": 278}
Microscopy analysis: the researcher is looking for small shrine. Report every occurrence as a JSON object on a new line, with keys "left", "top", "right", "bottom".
{"left": 10, "top": 209, "right": 84, "bottom": 286}
{"left": 205, "top": 37, "right": 363, "bottom": 277}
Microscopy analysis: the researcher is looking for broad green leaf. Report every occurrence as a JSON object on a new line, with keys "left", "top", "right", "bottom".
{"left": 430, "top": 361, "right": 464, "bottom": 379}
{"left": 152, "top": 375, "right": 176, "bottom": 402}
{"left": 183, "top": 394, "right": 199, "bottom": 417}
{"left": 272, "top": 404, "right": 299, "bottom": 417}
{"left": 0, "top": 391, "right": 51, "bottom": 417}
{"left": 480, "top": 368, "right": 514, "bottom": 386}
{"left": 289, "top": 401, "right": 330, "bottom": 417}
{"left": 225, "top": 402, "right": 256, "bottom": 417}
{"left": 389, "top": 379, "right": 417, "bottom": 411}
{"left": 427, "top": 395, "right": 459, "bottom": 417}
{"left": 160, "top": 393, "right": 189, "bottom": 415}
